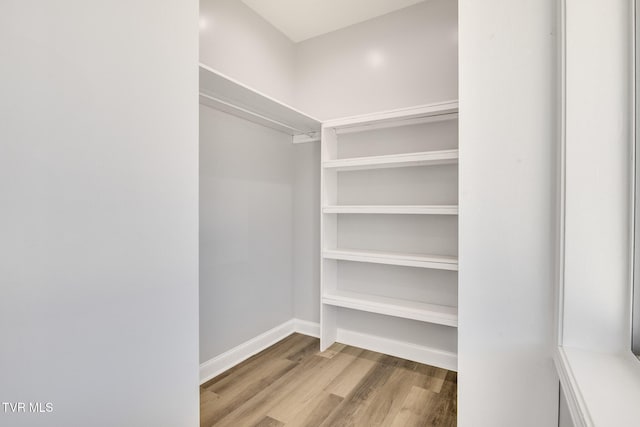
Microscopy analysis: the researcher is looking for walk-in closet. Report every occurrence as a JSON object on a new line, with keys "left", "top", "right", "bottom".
{"left": 3, "top": 0, "right": 586, "bottom": 424}
{"left": 199, "top": 0, "right": 458, "bottom": 424}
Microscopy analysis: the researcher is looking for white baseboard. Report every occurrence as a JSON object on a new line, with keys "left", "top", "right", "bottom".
{"left": 199, "top": 319, "right": 296, "bottom": 384}
{"left": 336, "top": 328, "right": 458, "bottom": 372}
{"left": 294, "top": 318, "right": 320, "bottom": 337}
{"left": 199, "top": 319, "right": 456, "bottom": 385}
{"left": 199, "top": 318, "right": 320, "bottom": 385}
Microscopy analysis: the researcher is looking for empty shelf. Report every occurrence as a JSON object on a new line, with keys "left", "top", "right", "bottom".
{"left": 322, "top": 290, "right": 458, "bottom": 327}
{"left": 323, "top": 149, "right": 459, "bottom": 171}
{"left": 323, "top": 101, "right": 459, "bottom": 131}
{"left": 323, "top": 249, "right": 458, "bottom": 271}
{"left": 199, "top": 63, "right": 321, "bottom": 137}
{"left": 322, "top": 205, "right": 458, "bottom": 215}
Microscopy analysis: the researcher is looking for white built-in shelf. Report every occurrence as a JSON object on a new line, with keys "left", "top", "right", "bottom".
{"left": 323, "top": 149, "right": 458, "bottom": 172}
{"left": 199, "top": 63, "right": 321, "bottom": 140}
{"left": 322, "top": 101, "right": 458, "bottom": 133}
{"left": 323, "top": 248, "right": 458, "bottom": 271}
{"left": 322, "top": 289, "right": 458, "bottom": 327}
{"left": 320, "top": 101, "right": 460, "bottom": 368}
{"left": 322, "top": 205, "right": 458, "bottom": 215}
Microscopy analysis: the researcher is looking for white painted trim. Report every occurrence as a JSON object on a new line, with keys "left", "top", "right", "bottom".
{"left": 554, "top": 347, "right": 593, "bottom": 427}
{"left": 556, "top": 0, "right": 567, "bottom": 350}
{"left": 631, "top": 0, "right": 639, "bottom": 357}
{"left": 199, "top": 319, "right": 321, "bottom": 384}
{"left": 294, "top": 319, "right": 320, "bottom": 338}
{"left": 336, "top": 328, "right": 457, "bottom": 372}
{"left": 199, "top": 319, "right": 296, "bottom": 385}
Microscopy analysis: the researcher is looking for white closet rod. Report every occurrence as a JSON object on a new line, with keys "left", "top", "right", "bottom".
{"left": 199, "top": 92, "right": 316, "bottom": 138}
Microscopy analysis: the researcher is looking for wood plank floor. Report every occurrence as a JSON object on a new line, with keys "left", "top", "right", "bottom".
{"left": 200, "top": 334, "right": 457, "bottom": 427}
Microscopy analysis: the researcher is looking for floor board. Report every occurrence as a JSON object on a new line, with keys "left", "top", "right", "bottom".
{"left": 200, "top": 333, "right": 457, "bottom": 427}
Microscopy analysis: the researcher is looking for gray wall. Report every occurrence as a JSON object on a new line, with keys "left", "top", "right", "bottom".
{"left": 559, "top": 386, "right": 576, "bottom": 427}
{"left": 0, "top": 1, "right": 199, "bottom": 426}
{"left": 293, "top": 143, "right": 321, "bottom": 323}
{"left": 199, "top": 106, "right": 295, "bottom": 362}
{"left": 199, "top": 0, "right": 300, "bottom": 364}
{"left": 200, "top": 0, "right": 296, "bottom": 104}
{"left": 458, "top": 0, "right": 558, "bottom": 425}
{"left": 294, "top": 0, "right": 458, "bottom": 120}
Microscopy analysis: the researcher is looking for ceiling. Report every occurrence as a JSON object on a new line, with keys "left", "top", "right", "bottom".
{"left": 241, "top": 0, "right": 426, "bottom": 43}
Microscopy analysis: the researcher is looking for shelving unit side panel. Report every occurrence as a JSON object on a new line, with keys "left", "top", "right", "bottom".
{"left": 320, "top": 125, "right": 339, "bottom": 352}
{"left": 323, "top": 171, "right": 338, "bottom": 206}
{"left": 320, "top": 304, "right": 338, "bottom": 351}
{"left": 321, "top": 126, "right": 338, "bottom": 160}
{"left": 322, "top": 258, "right": 338, "bottom": 293}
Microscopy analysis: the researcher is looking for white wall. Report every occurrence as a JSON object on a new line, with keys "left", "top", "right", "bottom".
{"left": 554, "top": 3, "right": 635, "bottom": 422}
{"left": 200, "top": 106, "right": 295, "bottom": 362}
{"left": 0, "top": 1, "right": 199, "bottom": 426}
{"left": 200, "top": 0, "right": 296, "bottom": 104}
{"left": 458, "top": 0, "right": 559, "bottom": 426}
{"left": 562, "top": 0, "right": 632, "bottom": 354}
{"left": 294, "top": 0, "right": 458, "bottom": 120}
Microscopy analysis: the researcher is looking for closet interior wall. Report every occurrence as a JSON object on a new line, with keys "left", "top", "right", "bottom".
{"left": 199, "top": 0, "right": 458, "bottom": 366}
{"left": 199, "top": 107, "right": 295, "bottom": 361}
{"left": 199, "top": 0, "right": 298, "bottom": 364}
